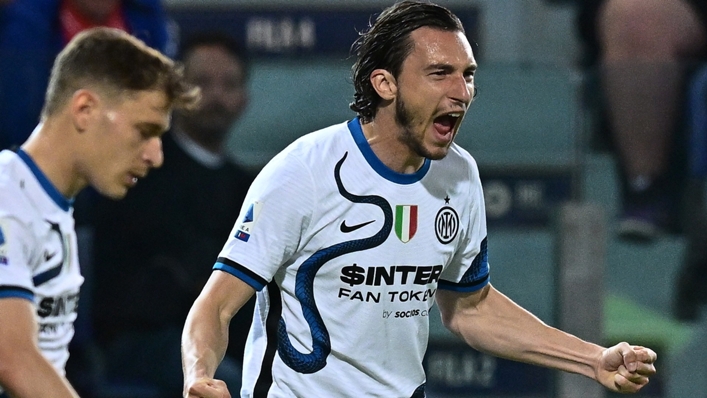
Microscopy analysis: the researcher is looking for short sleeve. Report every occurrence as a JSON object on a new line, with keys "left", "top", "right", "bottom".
{"left": 0, "top": 216, "right": 36, "bottom": 301}
{"left": 438, "top": 161, "right": 489, "bottom": 293}
{"left": 214, "top": 151, "right": 315, "bottom": 291}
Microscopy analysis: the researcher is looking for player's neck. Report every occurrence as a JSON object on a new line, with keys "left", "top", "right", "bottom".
{"left": 21, "top": 121, "right": 84, "bottom": 199}
{"left": 361, "top": 115, "right": 425, "bottom": 174}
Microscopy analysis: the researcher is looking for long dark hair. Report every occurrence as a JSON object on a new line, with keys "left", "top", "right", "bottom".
{"left": 349, "top": 1, "right": 465, "bottom": 123}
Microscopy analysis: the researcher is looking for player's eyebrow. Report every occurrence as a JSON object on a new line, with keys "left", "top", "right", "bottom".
{"left": 427, "top": 63, "right": 453, "bottom": 71}
{"left": 136, "top": 121, "right": 168, "bottom": 136}
{"left": 426, "top": 63, "right": 477, "bottom": 73}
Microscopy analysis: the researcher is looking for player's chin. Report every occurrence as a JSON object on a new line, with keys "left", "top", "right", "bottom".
{"left": 95, "top": 183, "right": 129, "bottom": 200}
{"left": 425, "top": 144, "right": 451, "bottom": 161}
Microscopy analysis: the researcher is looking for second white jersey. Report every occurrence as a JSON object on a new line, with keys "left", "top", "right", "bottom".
{"left": 217, "top": 118, "right": 489, "bottom": 397}
{"left": 0, "top": 149, "right": 83, "bottom": 377}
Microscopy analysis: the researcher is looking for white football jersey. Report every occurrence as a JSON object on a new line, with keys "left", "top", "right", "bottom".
{"left": 216, "top": 118, "right": 489, "bottom": 398}
{"left": 0, "top": 149, "right": 83, "bottom": 380}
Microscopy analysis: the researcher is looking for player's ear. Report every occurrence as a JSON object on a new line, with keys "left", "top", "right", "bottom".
{"left": 370, "top": 69, "right": 397, "bottom": 101}
{"left": 70, "top": 89, "right": 99, "bottom": 133}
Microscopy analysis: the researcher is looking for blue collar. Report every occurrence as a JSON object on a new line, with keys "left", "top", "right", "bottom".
{"left": 17, "top": 149, "right": 73, "bottom": 211}
{"left": 347, "top": 117, "right": 430, "bottom": 185}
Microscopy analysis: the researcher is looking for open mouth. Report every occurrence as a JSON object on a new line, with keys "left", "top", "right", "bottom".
{"left": 433, "top": 112, "right": 463, "bottom": 138}
{"left": 127, "top": 171, "right": 147, "bottom": 187}
{"left": 126, "top": 174, "right": 139, "bottom": 186}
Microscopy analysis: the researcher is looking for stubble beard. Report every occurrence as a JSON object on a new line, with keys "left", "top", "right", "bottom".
{"left": 395, "top": 96, "right": 446, "bottom": 161}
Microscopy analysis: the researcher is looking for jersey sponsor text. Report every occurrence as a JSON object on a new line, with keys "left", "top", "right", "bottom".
{"left": 37, "top": 291, "right": 79, "bottom": 318}
{"left": 340, "top": 264, "right": 443, "bottom": 286}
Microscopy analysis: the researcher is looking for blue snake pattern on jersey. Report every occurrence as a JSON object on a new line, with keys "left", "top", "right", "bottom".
{"left": 277, "top": 152, "right": 393, "bottom": 373}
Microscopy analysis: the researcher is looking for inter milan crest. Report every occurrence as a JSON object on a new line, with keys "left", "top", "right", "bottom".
{"left": 435, "top": 204, "right": 459, "bottom": 244}
{"left": 394, "top": 205, "right": 417, "bottom": 243}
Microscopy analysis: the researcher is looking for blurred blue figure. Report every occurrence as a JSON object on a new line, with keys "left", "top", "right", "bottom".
{"left": 0, "top": 0, "right": 175, "bottom": 150}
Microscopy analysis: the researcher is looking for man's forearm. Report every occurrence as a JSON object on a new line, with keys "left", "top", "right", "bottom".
{"left": 437, "top": 285, "right": 604, "bottom": 380}
{"left": 0, "top": 298, "right": 79, "bottom": 398}
{"left": 181, "top": 297, "right": 231, "bottom": 386}
{"left": 0, "top": 352, "right": 79, "bottom": 398}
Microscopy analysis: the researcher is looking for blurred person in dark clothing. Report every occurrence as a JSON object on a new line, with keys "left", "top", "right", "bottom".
{"left": 575, "top": 0, "right": 707, "bottom": 321}
{"left": 89, "top": 32, "right": 255, "bottom": 397}
{"left": 576, "top": 0, "right": 707, "bottom": 242}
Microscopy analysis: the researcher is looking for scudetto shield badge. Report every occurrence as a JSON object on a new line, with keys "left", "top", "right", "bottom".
{"left": 395, "top": 205, "right": 418, "bottom": 243}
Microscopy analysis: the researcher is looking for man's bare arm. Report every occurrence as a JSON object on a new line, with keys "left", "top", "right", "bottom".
{"left": 182, "top": 271, "right": 255, "bottom": 397}
{"left": 0, "top": 298, "right": 79, "bottom": 397}
{"left": 435, "top": 284, "right": 655, "bottom": 393}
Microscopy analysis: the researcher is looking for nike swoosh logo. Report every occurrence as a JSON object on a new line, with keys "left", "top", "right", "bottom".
{"left": 340, "top": 219, "right": 375, "bottom": 233}
{"left": 44, "top": 251, "right": 57, "bottom": 262}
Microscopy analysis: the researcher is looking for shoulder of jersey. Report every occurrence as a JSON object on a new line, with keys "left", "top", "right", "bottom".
{"left": 277, "top": 121, "right": 350, "bottom": 161}
{"left": 0, "top": 152, "right": 36, "bottom": 220}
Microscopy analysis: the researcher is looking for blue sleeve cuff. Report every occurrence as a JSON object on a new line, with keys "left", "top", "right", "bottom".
{"left": 0, "top": 286, "right": 34, "bottom": 301}
{"left": 214, "top": 258, "right": 268, "bottom": 291}
{"left": 438, "top": 274, "right": 490, "bottom": 293}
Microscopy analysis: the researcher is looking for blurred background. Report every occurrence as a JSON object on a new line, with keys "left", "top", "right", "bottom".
{"left": 3, "top": 0, "right": 705, "bottom": 397}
